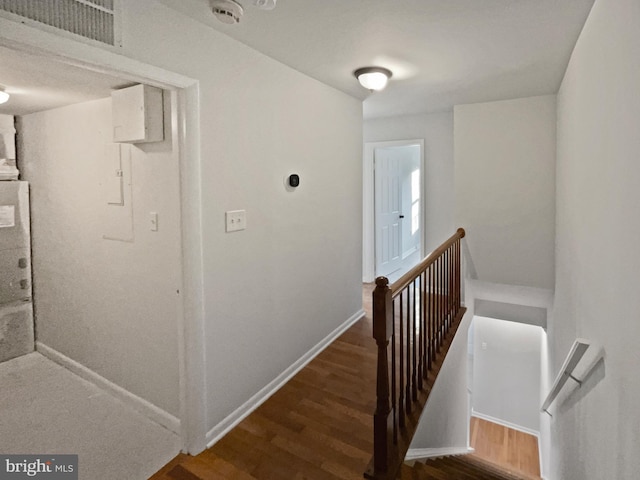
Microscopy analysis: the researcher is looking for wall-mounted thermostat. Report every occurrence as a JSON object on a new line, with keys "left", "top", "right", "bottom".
{"left": 284, "top": 173, "right": 300, "bottom": 192}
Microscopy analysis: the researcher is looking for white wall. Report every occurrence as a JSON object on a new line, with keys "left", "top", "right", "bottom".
{"left": 454, "top": 95, "right": 556, "bottom": 290}
{"left": 472, "top": 316, "right": 542, "bottom": 434}
{"left": 115, "top": 1, "right": 364, "bottom": 436}
{"left": 18, "top": 96, "right": 182, "bottom": 417}
{"left": 553, "top": 0, "right": 640, "bottom": 478}
{"left": 409, "top": 285, "right": 474, "bottom": 453}
{"left": 4, "top": 0, "right": 364, "bottom": 444}
{"left": 364, "top": 112, "right": 455, "bottom": 253}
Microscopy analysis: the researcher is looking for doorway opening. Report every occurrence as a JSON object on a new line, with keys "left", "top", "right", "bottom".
{"left": 363, "top": 139, "right": 424, "bottom": 283}
{"left": 0, "top": 32, "right": 206, "bottom": 475}
{"left": 467, "top": 315, "right": 545, "bottom": 478}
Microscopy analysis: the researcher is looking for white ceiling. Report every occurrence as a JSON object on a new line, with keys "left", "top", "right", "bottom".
{"left": 157, "top": 0, "right": 595, "bottom": 118}
{"left": 0, "top": 0, "right": 595, "bottom": 119}
{"left": 0, "top": 45, "right": 129, "bottom": 116}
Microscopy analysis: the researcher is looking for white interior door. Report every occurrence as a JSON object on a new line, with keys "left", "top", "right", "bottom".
{"left": 375, "top": 148, "right": 403, "bottom": 277}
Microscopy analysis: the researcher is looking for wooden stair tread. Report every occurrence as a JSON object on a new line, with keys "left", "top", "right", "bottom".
{"left": 399, "top": 454, "right": 541, "bottom": 480}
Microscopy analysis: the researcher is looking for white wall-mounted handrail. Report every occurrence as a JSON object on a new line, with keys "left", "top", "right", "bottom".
{"left": 541, "top": 338, "right": 590, "bottom": 415}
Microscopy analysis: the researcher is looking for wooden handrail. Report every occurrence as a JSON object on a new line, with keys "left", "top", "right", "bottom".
{"left": 541, "top": 338, "right": 590, "bottom": 415}
{"left": 365, "top": 228, "right": 467, "bottom": 480}
{"left": 390, "top": 228, "right": 466, "bottom": 296}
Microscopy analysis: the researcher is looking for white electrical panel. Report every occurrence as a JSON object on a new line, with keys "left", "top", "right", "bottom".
{"left": 103, "top": 144, "right": 134, "bottom": 242}
{"left": 105, "top": 143, "right": 124, "bottom": 205}
{"left": 111, "top": 84, "right": 164, "bottom": 144}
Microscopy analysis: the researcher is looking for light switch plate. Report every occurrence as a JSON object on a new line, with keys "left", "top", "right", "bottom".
{"left": 150, "top": 212, "right": 158, "bottom": 231}
{"left": 226, "top": 210, "right": 246, "bottom": 232}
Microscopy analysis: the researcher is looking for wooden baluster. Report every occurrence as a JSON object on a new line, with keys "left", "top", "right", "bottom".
{"left": 423, "top": 271, "right": 429, "bottom": 378}
{"left": 442, "top": 250, "right": 449, "bottom": 330}
{"left": 456, "top": 239, "right": 461, "bottom": 313}
{"left": 448, "top": 245, "right": 453, "bottom": 329}
{"left": 429, "top": 264, "right": 434, "bottom": 366}
{"left": 443, "top": 254, "right": 446, "bottom": 337}
{"left": 444, "top": 248, "right": 448, "bottom": 331}
{"left": 418, "top": 273, "right": 425, "bottom": 386}
{"left": 452, "top": 244, "right": 456, "bottom": 320}
{"left": 438, "top": 256, "right": 444, "bottom": 352}
{"left": 411, "top": 280, "right": 418, "bottom": 401}
{"left": 458, "top": 240, "right": 461, "bottom": 310}
{"left": 372, "top": 277, "right": 393, "bottom": 473}
{"left": 444, "top": 252, "right": 448, "bottom": 331}
{"left": 391, "top": 301, "right": 397, "bottom": 444}
{"left": 435, "top": 256, "right": 440, "bottom": 351}
{"left": 442, "top": 249, "right": 446, "bottom": 332}
{"left": 398, "top": 293, "right": 405, "bottom": 428}
{"left": 405, "top": 289, "right": 412, "bottom": 415}
{"left": 452, "top": 243, "right": 456, "bottom": 315}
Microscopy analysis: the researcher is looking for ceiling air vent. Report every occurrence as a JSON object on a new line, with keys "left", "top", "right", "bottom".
{"left": 0, "top": 0, "right": 120, "bottom": 46}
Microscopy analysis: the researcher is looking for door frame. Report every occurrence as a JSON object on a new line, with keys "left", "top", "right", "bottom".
{"left": 363, "top": 139, "right": 425, "bottom": 283}
{"left": 0, "top": 19, "right": 207, "bottom": 454}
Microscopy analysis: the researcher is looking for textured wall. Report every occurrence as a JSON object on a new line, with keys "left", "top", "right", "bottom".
{"left": 553, "top": 0, "right": 640, "bottom": 477}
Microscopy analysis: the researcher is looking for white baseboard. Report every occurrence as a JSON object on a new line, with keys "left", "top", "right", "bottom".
{"left": 471, "top": 410, "right": 540, "bottom": 438}
{"left": 36, "top": 341, "right": 180, "bottom": 434}
{"left": 205, "top": 308, "right": 366, "bottom": 447}
{"left": 405, "top": 446, "right": 474, "bottom": 463}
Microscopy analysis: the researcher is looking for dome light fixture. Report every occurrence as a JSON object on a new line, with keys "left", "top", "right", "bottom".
{"left": 354, "top": 67, "right": 393, "bottom": 92}
{"left": 0, "top": 86, "right": 9, "bottom": 105}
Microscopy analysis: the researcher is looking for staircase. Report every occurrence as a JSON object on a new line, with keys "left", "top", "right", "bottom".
{"left": 399, "top": 454, "right": 539, "bottom": 480}
{"left": 366, "top": 229, "right": 467, "bottom": 479}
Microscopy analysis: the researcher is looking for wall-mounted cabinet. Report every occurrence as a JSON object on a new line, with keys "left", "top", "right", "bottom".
{"left": 111, "top": 84, "right": 164, "bottom": 144}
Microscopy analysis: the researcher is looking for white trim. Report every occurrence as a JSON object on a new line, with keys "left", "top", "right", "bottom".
{"left": 206, "top": 309, "right": 366, "bottom": 447}
{"left": 0, "top": 18, "right": 193, "bottom": 88}
{"left": 363, "top": 139, "right": 425, "bottom": 283}
{"left": 176, "top": 84, "right": 208, "bottom": 456}
{"left": 0, "top": 23, "right": 207, "bottom": 455}
{"left": 36, "top": 342, "right": 180, "bottom": 433}
{"left": 539, "top": 435, "right": 546, "bottom": 480}
{"left": 405, "top": 446, "right": 473, "bottom": 463}
{"left": 471, "top": 410, "right": 540, "bottom": 438}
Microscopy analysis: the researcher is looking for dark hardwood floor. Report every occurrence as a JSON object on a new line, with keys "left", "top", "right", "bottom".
{"left": 151, "top": 286, "right": 378, "bottom": 480}
{"left": 150, "top": 284, "right": 463, "bottom": 480}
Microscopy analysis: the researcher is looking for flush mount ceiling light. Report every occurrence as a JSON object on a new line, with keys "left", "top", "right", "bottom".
{"left": 354, "top": 67, "right": 393, "bottom": 92}
{"left": 0, "top": 86, "right": 9, "bottom": 105}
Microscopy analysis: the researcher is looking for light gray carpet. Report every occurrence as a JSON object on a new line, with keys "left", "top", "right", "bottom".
{"left": 0, "top": 353, "right": 180, "bottom": 479}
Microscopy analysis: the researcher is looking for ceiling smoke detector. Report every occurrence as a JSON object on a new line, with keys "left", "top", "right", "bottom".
{"left": 210, "top": 0, "right": 244, "bottom": 24}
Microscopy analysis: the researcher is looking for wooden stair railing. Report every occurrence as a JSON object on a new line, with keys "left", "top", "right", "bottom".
{"left": 365, "top": 228, "right": 467, "bottom": 480}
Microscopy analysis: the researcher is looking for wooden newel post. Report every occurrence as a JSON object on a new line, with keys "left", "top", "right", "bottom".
{"left": 372, "top": 276, "right": 393, "bottom": 473}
